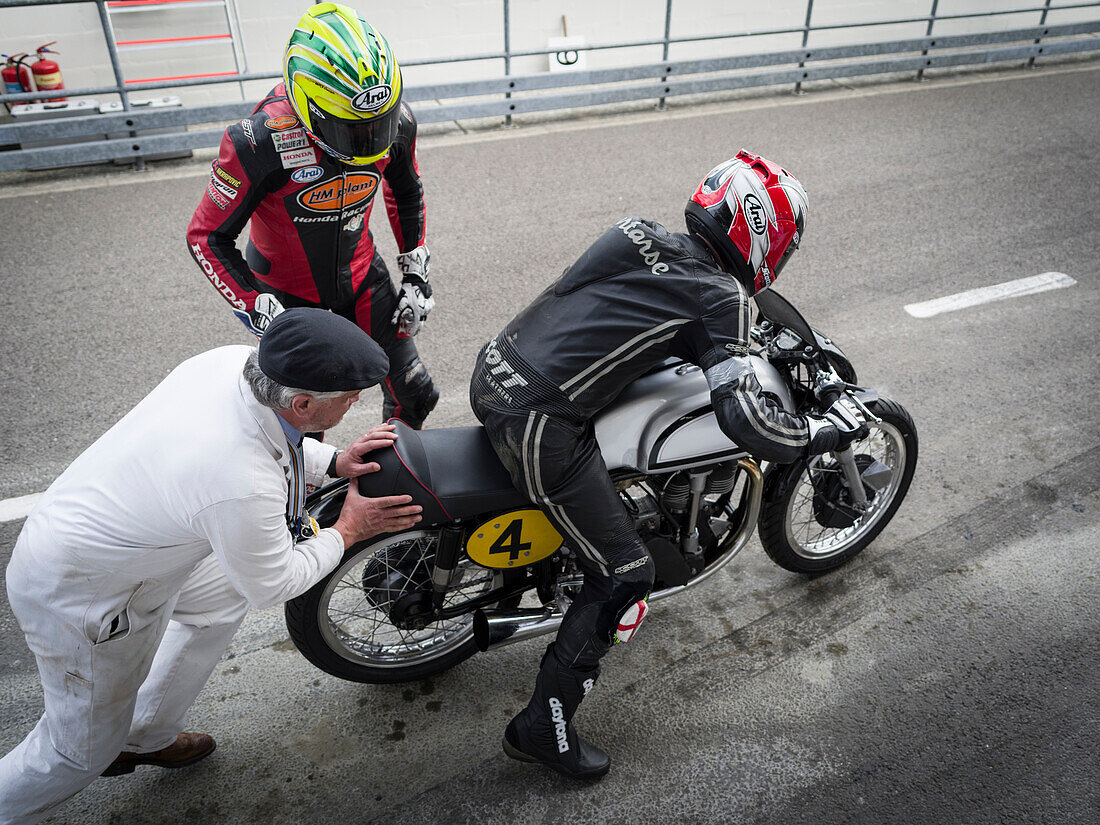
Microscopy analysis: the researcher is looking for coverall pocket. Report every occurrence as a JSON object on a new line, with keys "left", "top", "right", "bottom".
{"left": 48, "top": 669, "right": 94, "bottom": 770}
{"left": 93, "top": 610, "right": 131, "bottom": 644}
{"left": 51, "top": 583, "right": 146, "bottom": 767}
{"left": 88, "top": 581, "right": 148, "bottom": 646}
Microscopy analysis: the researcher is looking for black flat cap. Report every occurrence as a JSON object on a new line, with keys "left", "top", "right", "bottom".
{"left": 258, "top": 308, "right": 389, "bottom": 391}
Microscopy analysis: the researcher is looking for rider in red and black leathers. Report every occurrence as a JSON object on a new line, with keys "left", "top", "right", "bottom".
{"left": 186, "top": 84, "right": 438, "bottom": 428}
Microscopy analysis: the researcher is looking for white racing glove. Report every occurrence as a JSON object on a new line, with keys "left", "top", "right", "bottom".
{"left": 392, "top": 245, "right": 435, "bottom": 337}
{"left": 806, "top": 396, "right": 869, "bottom": 455}
{"left": 236, "top": 292, "right": 285, "bottom": 337}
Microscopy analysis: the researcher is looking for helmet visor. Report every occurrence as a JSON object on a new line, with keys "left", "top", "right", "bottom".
{"left": 308, "top": 102, "right": 400, "bottom": 164}
{"left": 772, "top": 209, "right": 807, "bottom": 277}
{"left": 773, "top": 231, "right": 799, "bottom": 277}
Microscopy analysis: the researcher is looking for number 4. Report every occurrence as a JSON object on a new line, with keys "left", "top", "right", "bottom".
{"left": 489, "top": 519, "right": 532, "bottom": 561}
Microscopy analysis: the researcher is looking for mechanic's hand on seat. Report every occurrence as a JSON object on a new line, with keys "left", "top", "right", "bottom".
{"left": 332, "top": 477, "right": 422, "bottom": 548}
{"left": 332, "top": 424, "right": 399, "bottom": 478}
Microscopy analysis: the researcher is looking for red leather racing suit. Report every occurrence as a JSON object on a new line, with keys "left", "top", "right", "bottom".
{"left": 186, "top": 84, "right": 438, "bottom": 427}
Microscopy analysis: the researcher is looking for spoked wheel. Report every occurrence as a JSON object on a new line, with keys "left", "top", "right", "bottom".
{"left": 286, "top": 529, "right": 513, "bottom": 683}
{"left": 758, "top": 398, "right": 918, "bottom": 573}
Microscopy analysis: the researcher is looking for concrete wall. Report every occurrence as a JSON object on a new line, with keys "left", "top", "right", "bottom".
{"left": 1, "top": 0, "right": 1092, "bottom": 108}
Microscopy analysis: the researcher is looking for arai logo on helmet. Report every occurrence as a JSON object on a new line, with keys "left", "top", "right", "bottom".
{"left": 291, "top": 165, "right": 324, "bottom": 184}
{"left": 743, "top": 193, "right": 767, "bottom": 234}
{"left": 351, "top": 84, "right": 393, "bottom": 113}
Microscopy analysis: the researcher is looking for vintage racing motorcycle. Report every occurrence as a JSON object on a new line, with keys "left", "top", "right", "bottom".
{"left": 285, "top": 289, "right": 918, "bottom": 683}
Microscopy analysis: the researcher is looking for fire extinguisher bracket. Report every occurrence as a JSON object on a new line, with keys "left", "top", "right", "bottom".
{"left": 9, "top": 100, "right": 105, "bottom": 170}
{"left": 99, "top": 97, "right": 192, "bottom": 164}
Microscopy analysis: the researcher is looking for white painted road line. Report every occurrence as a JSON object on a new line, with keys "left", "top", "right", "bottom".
{"left": 904, "top": 272, "right": 1077, "bottom": 318}
{"left": 0, "top": 493, "right": 41, "bottom": 524}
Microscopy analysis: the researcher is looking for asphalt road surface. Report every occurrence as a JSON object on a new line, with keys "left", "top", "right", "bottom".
{"left": 0, "top": 60, "right": 1097, "bottom": 824}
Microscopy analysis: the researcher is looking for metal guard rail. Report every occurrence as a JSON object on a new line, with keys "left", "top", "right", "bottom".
{"left": 1, "top": 19, "right": 1098, "bottom": 171}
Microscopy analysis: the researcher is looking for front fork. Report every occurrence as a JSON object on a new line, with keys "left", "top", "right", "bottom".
{"left": 817, "top": 370, "right": 883, "bottom": 511}
{"left": 834, "top": 446, "right": 870, "bottom": 510}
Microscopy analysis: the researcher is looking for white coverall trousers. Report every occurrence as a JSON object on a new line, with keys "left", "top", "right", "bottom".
{"left": 0, "top": 550, "right": 249, "bottom": 825}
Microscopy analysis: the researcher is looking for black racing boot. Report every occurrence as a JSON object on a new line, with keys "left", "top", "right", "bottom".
{"left": 502, "top": 645, "right": 610, "bottom": 779}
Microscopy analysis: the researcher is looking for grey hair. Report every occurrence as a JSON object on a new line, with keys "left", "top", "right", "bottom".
{"left": 243, "top": 349, "right": 346, "bottom": 410}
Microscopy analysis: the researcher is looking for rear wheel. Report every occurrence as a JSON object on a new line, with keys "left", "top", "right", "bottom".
{"left": 758, "top": 398, "right": 918, "bottom": 573}
{"left": 285, "top": 528, "right": 515, "bottom": 683}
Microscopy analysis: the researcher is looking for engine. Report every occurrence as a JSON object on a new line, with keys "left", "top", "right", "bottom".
{"left": 619, "top": 461, "right": 742, "bottom": 587}
{"left": 621, "top": 484, "right": 662, "bottom": 534}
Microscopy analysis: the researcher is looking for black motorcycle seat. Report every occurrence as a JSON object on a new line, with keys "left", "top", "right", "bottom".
{"left": 356, "top": 420, "right": 530, "bottom": 523}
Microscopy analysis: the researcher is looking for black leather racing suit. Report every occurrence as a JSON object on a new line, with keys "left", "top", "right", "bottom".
{"left": 186, "top": 84, "right": 437, "bottom": 427}
{"left": 470, "top": 217, "right": 813, "bottom": 674}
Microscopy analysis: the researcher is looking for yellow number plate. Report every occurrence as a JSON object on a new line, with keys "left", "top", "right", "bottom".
{"left": 466, "top": 509, "right": 563, "bottom": 569}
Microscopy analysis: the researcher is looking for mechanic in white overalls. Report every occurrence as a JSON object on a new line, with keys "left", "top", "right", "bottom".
{"left": 0, "top": 308, "right": 424, "bottom": 824}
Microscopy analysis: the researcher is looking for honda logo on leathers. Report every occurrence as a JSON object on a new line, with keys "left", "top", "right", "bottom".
{"left": 191, "top": 243, "right": 245, "bottom": 310}
{"left": 296, "top": 173, "right": 380, "bottom": 212}
{"left": 549, "top": 697, "right": 569, "bottom": 753}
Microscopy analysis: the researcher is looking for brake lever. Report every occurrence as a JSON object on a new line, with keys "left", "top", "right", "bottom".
{"left": 847, "top": 392, "right": 882, "bottom": 424}
{"left": 814, "top": 369, "right": 882, "bottom": 424}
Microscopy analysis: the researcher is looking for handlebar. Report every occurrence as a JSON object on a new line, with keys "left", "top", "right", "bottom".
{"left": 813, "top": 369, "right": 845, "bottom": 411}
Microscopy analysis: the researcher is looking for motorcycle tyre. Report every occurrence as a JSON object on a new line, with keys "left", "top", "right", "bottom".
{"left": 758, "top": 398, "right": 918, "bottom": 574}
{"left": 286, "top": 530, "right": 522, "bottom": 684}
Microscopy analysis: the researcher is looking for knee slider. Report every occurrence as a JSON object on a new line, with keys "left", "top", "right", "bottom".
{"left": 400, "top": 383, "right": 438, "bottom": 429}
{"left": 614, "top": 598, "right": 649, "bottom": 644}
{"left": 405, "top": 359, "right": 438, "bottom": 403}
{"left": 606, "top": 554, "right": 654, "bottom": 645}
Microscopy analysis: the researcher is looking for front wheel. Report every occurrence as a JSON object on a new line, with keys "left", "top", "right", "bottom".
{"left": 285, "top": 529, "right": 511, "bottom": 683}
{"left": 758, "top": 397, "right": 918, "bottom": 574}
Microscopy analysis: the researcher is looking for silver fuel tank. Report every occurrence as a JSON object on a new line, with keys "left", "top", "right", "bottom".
{"left": 593, "top": 356, "right": 794, "bottom": 474}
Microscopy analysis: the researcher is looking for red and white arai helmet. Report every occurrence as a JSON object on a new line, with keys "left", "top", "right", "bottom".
{"left": 684, "top": 150, "right": 809, "bottom": 295}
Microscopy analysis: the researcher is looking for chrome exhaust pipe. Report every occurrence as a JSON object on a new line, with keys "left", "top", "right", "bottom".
{"left": 473, "top": 607, "right": 564, "bottom": 652}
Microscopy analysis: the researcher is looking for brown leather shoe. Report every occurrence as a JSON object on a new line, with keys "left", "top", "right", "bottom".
{"left": 101, "top": 732, "right": 216, "bottom": 777}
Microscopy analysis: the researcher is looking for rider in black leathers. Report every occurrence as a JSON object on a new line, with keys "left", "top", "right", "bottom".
{"left": 470, "top": 151, "right": 866, "bottom": 779}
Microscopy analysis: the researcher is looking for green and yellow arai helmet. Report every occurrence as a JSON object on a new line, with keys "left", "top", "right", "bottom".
{"left": 283, "top": 3, "right": 403, "bottom": 165}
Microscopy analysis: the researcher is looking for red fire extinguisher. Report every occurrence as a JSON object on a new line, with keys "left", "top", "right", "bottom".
{"left": 2, "top": 53, "right": 33, "bottom": 95}
{"left": 31, "top": 42, "right": 66, "bottom": 102}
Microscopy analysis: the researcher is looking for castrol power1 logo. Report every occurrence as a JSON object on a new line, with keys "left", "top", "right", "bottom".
{"left": 296, "top": 173, "right": 380, "bottom": 213}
